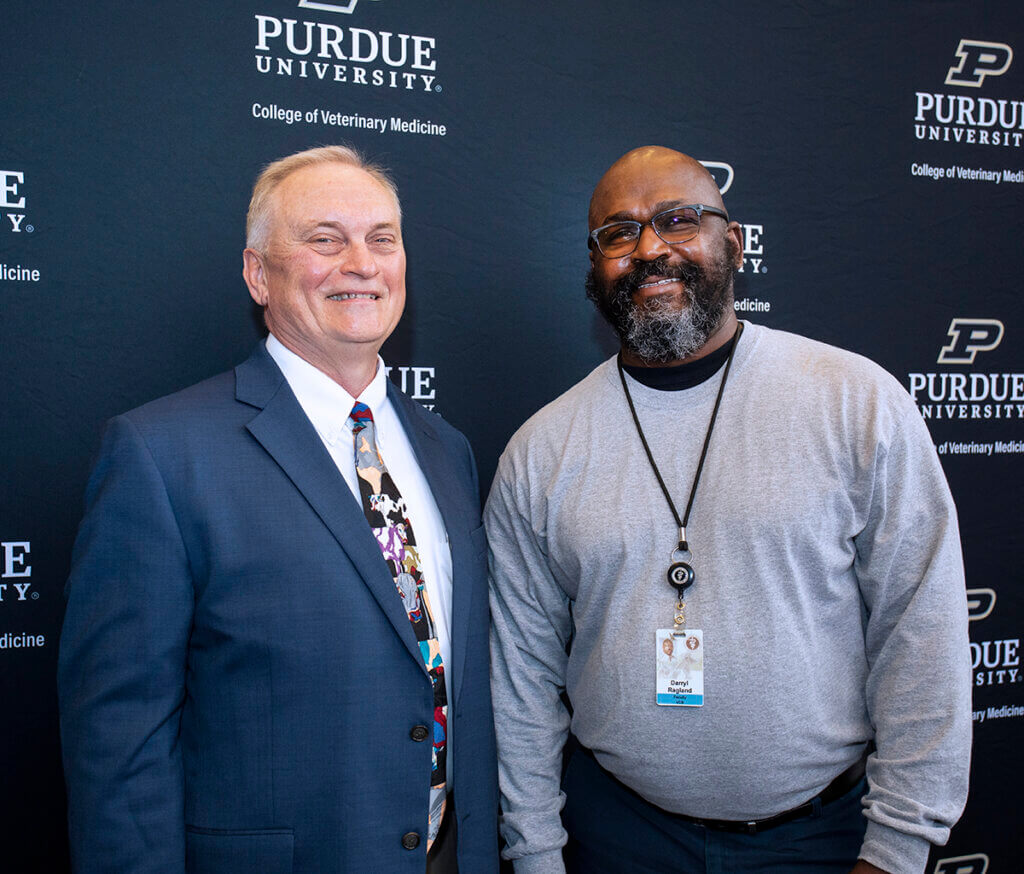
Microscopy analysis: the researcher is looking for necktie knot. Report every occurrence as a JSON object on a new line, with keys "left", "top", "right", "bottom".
{"left": 349, "top": 401, "right": 373, "bottom": 434}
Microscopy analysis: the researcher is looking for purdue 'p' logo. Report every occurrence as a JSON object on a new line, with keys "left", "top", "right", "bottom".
{"left": 297, "top": 0, "right": 381, "bottom": 14}
{"left": 945, "top": 40, "right": 1013, "bottom": 87}
{"left": 699, "top": 161, "right": 735, "bottom": 195}
{"left": 933, "top": 854, "right": 989, "bottom": 874}
{"left": 937, "top": 319, "right": 1004, "bottom": 364}
{"left": 966, "top": 588, "right": 996, "bottom": 622}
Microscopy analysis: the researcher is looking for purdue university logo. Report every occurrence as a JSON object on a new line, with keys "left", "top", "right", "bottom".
{"left": 914, "top": 40, "right": 1022, "bottom": 150}
{"left": 945, "top": 40, "right": 1013, "bottom": 88}
{"left": 937, "top": 319, "right": 1004, "bottom": 364}
{"left": 698, "top": 161, "right": 768, "bottom": 286}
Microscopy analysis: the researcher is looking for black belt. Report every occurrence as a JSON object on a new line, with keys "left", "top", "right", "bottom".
{"left": 573, "top": 740, "right": 870, "bottom": 836}
{"left": 662, "top": 749, "right": 869, "bottom": 835}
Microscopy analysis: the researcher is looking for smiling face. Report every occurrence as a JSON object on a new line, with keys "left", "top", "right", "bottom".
{"left": 586, "top": 147, "right": 743, "bottom": 366}
{"left": 243, "top": 162, "right": 406, "bottom": 393}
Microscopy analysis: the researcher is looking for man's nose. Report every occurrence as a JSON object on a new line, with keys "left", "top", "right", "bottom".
{"left": 632, "top": 223, "right": 673, "bottom": 261}
{"left": 338, "top": 243, "right": 380, "bottom": 277}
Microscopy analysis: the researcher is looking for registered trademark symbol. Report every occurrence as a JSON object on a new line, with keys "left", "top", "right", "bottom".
{"left": 26, "top": 225, "right": 34, "bottom": 233}
{"left": 760, "top": 266, "right": 767, "bottom": 273}
{"left": 31, "top": 591, "right": 39, "bottom": 599}
{"left": 435, "top": 85, "right": 442, "bottom": 92}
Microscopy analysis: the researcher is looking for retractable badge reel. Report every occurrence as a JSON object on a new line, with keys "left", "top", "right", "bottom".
{"left": 668, "top": 535, "right": 694, "bottom": 627}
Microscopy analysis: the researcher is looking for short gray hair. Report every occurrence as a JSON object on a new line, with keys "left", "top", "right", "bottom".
{"left": 245, "top": 145, "right": 401, "bottom": 251}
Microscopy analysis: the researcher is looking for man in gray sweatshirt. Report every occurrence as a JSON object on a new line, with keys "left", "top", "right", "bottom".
{"left": 485, "top": 146, "right": 970, "bottom": 874}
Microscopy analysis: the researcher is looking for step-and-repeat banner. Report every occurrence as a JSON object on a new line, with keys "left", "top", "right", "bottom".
{"left": 2, "top": 2, "right": 1020, "bottom": 871}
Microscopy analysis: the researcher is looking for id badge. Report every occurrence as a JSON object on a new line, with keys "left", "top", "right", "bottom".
{"left": 656, "top": 628, "right": 703, "bottom": 706}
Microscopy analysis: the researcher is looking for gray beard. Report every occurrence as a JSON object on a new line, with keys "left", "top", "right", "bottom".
{"left": 620, "top": 286, "right": 723, "bottom": 363}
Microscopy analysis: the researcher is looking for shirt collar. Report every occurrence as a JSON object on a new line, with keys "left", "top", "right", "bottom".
{"left": 265, "top": 333, "right": 389, "bottom": 447}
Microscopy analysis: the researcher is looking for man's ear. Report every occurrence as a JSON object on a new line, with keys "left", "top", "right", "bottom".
{"left": 726, "top": 222, "right": 744, "bottom": 270}
{"left": 242, "top": 248, "right": 269, "bottom": 306}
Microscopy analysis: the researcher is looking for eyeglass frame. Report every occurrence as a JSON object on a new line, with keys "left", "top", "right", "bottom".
{"left": 588, "top": 203, "right": 731, "bottom": 258}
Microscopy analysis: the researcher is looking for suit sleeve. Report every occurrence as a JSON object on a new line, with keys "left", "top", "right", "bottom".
{"left": 58, "top": 414, "right": 194, "bottom": 873}
{"left": 853, "top": 402, "right": 972, "bottom": 874}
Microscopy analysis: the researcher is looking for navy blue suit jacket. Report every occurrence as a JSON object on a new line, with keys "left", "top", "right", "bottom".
{"left": 58, "top": 343, "right": 499, "bottom": 873}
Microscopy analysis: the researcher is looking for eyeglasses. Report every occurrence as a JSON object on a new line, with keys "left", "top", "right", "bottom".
{"left": 588, "top": 204, "right": 730, "bottom": 258}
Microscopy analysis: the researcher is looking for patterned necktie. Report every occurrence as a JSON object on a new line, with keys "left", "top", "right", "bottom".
{"left": 348, "top": 401, "right": 447, "bottom": 848}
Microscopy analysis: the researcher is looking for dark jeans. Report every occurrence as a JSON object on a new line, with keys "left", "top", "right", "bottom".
{"left": 563, "top": 745, "right": 867, "bottom": 874}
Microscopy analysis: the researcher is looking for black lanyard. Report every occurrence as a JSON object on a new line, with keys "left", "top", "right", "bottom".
{"left": 616, "top": 322, "right": 743, "bottom": 612}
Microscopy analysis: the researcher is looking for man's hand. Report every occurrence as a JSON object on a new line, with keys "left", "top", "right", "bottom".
{"left": 850, "top": 862, "right": 890, "bottom": 874}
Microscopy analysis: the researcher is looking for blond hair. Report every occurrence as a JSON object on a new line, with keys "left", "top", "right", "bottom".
{"left": 245, "top": 145, "right": 401, "bottom": 251}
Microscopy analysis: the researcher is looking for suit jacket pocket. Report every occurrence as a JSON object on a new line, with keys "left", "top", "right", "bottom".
{"left": 185, "top": 827, "right": 293, "bottom": 874}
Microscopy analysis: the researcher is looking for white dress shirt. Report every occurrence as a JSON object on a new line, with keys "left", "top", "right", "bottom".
{"left": 266, "top": 334, "right": 454, "bottom": 785}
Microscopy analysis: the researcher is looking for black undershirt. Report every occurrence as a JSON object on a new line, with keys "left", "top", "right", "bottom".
{"left": 621, "top": 330, "right": 738, "bottom": 391}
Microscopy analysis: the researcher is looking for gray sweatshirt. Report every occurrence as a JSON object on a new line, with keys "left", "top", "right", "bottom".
{"left": 486, "top": 322, "right": 971, "bottom": 874}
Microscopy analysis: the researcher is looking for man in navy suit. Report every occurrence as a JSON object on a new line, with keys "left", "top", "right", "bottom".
{"left": 58, "top": 146, "right": 498, "bottom": 873}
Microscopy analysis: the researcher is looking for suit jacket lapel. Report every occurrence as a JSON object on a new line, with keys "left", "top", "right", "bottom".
{"left": 236, "top": 344, "right": 425, "bottom": 671}
{"left": 387, "top": 383, "right": 475, "bottom": 708}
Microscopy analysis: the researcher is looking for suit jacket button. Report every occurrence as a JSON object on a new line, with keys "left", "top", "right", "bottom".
{"left": 402, "top": 832, "right": 421, "bottom": 850}
{"left": 410, "top": 724, "right": 430, "bottom": 742}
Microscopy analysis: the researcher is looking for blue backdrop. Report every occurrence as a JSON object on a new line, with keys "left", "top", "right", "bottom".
{"left": 2, "top": 2, "right": 1020, "bottom": 871}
